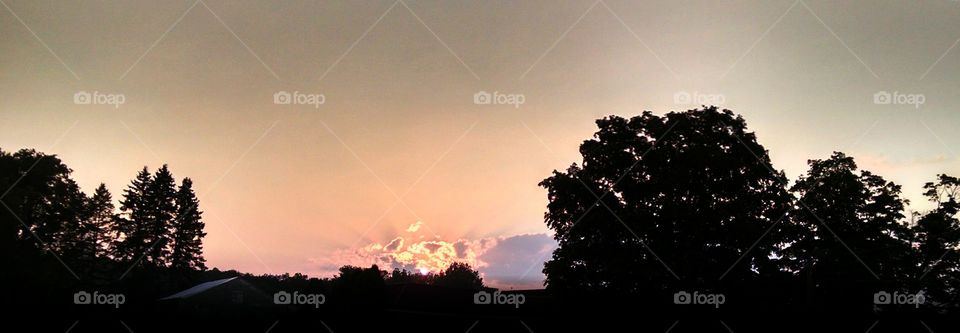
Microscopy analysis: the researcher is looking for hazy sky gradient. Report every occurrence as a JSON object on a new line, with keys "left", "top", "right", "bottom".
{"left": 2, "top": 0, "right": 958, "bottom": 288}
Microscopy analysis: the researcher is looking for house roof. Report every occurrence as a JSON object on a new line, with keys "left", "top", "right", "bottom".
{"left": 159, "top": 277, "right": 238, "bottom": 300}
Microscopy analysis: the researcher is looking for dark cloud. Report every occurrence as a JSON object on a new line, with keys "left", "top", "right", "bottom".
{"left": 478, "top": 234, "right": 557, "bottom": 290}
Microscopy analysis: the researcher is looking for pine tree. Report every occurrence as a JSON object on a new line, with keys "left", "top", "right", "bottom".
{"left": 145, "top": 165, "right": 177, "bottom": 266}
{"left": 114, "top": 167, "right": 153, "bottom": 263}
{"left": 85, "top": 183, "right": 116, "bottom": 258}
{"left": 169, "top": 178, "right": 206, "bottom": 270}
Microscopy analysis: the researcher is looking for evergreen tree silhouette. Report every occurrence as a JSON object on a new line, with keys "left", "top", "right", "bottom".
{"left": 85, "top": 183, "right": 116, "bottom": 258}
{"left": 145, "top": 164, "right": 177, "bottom": 266}
{"left": 170, "top": 178, "right": 206, "bottom": 270}
{"left": 115, "top": 167, "right": 153, "bottom": 263}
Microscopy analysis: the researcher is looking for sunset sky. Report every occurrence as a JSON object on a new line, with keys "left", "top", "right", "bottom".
{"left": 2, "top": 0, "right": 959, "bottom": 289}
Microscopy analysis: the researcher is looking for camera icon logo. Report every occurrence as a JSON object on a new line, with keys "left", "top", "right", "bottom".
{"left": 74, "top": 91, "right": 92, "bottom": 105}
{"left": 873, "top": 291, "right": 891, "bottom": 305}
{"left": 73, "top": 291, "right": 92, "bottom": 304}
{"left": 274, "top": 91, "right": 292, "bottom": 105}
{"left": 473, "top": 291, "right": 491, "bottom": 304}
{"left": 474, "top": 91, "right": 492, "bottom": 105}
{"left": 273, "top": 291, "right": 292, "bottom": 304}
{"left": 673, "top": 91, "right": 692, "bottom": 105}
{"left": 673, "top": 291, "right": 691, "bottom": 305}
{"left": 874, "top": 91, "right": 891, "bottom": 105}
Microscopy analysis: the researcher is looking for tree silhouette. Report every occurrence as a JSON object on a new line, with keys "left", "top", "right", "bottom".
{"left": 146, "top": 164, "right": 177, "bottom": 266}
{"left": 540, "top": 107, "right": 792, "bottom": 295}
{"left": 170, "top": 178, "right": 207, "bottom": 270}
{"left": 115, "top": 167, "right": 154, "bottom": 263}
{"left": 782, "top": 152, "right": 914, "bottom": 308}
{"left": 913, "top": 174, "right": 960, "bottom": 308}
{"left": 85, "top": 183, "right": 116, "bottom": 259}
{"left": 431, "top": 262, "right": 484, "bottom": 289}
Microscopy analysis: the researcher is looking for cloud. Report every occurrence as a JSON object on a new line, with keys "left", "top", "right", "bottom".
{"left": 477, "top": 234, "right": 557, "bottom": 290}
{"left": 308, "top": 233, "right": 557, "bottom": 289}
{"left": 406, "top": 221, "right": 423, "bottom": 233}
{"left": 383, "top": 237, "right": 404, "bottom": 251}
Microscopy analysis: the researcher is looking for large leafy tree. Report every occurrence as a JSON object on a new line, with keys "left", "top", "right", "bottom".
{"left": 0, "top": 149, "right": 86, "bottom": 256}
{"left": 783, "top": 152, "right": 914, "bottom": 307}
{"left": 913, "top": 174, "right": 960, "bottom": 308}
{"left": 540, "top": 107, "right": 792, "bottom": 294}
{"left": 432, "top": 262, "right": 484, "bottom": 289}
{"left": 169, "top": 178, "right": 207, "bottom": 270}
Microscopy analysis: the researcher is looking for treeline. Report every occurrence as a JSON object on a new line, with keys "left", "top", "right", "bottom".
{"left": 542, "top": 106, "right": 960, "bottom": 312}
{"left": 0, "top": 149, "right": 206, "bottom": 288}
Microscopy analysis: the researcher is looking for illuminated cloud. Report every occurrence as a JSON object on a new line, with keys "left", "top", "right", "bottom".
{"left": 309, "top": 233, "right": 557, "bottom": 289}
{"left": 406, "top": 221, "right": 423, "bottom": 233}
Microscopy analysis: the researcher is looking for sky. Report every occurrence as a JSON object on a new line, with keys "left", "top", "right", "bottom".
{"left": 1, "top": 0, "right": 959, "bottom": 289}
